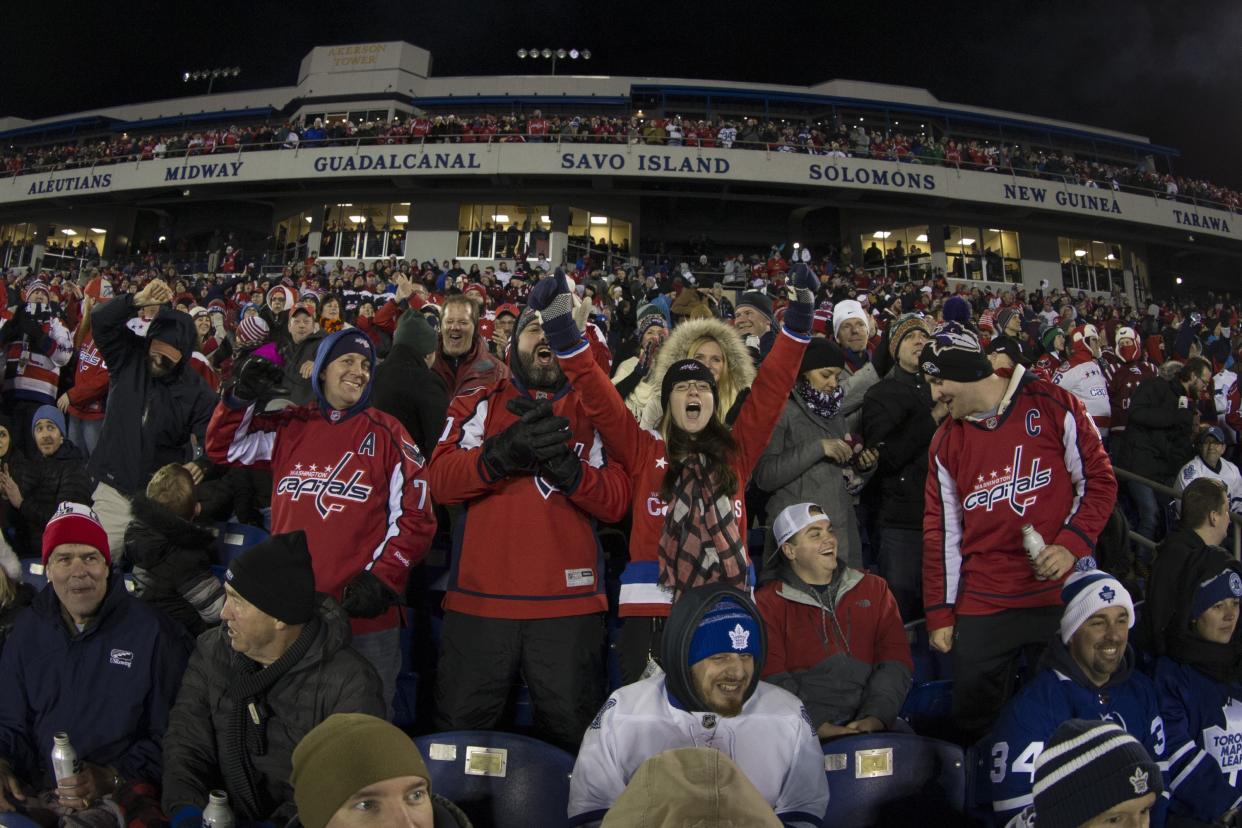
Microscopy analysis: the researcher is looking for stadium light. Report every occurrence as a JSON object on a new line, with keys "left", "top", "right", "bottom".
{"left": 89, "top": 227, "right": 106, "bottom": 234}
{"left": 1176, "top": 276, "right": 1184, "bottom": 285}
{"left": 518, "top": 47, "right": 592, "bottom": 75}
{"left": 181, "top": 66, "right": 242, "bottom": 94}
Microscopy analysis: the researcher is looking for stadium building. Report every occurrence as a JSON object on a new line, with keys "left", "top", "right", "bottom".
{"left": 0, "top": 40, "right": 1237, "bottom": 303}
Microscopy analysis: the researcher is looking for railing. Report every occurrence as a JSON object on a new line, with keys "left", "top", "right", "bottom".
{"left": 2, "top": 130, "right": 1237, "bottom": 214}
{"left": 1113, "top": 465, "right": 1242, "bottom": 559}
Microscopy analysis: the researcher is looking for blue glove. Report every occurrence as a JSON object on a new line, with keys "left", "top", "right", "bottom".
{"left": 783, "top": 263, "right": 819, "bottom": 335}
{"left": 527, "top": 269, "right": 582, "bottom": 352}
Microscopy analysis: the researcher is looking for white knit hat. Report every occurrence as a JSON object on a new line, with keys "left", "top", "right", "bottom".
{"left": 1060, "top": 568, "right": 1134, "bottom": 644}
{"left": 832, "top": 299, "right": 869, "bottom": 339}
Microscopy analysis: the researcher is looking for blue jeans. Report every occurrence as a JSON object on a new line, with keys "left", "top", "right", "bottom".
{"left": 67, "top": 415, "right": 103, "bottom": 457}
{"left": 353, "top": 627, "right": 400, "bottom": 719}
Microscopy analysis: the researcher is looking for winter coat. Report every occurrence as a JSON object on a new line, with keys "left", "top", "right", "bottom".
{"left": 860, "top": 365, "right": 939, "bottom": 530}
{"left": 278, "top": 331, "right": 326, "bottom": 407}
{"left": 123, "top": 494, "right": 221, "bottom": 636}
{"left": 752, "top": 393, "right": 861, "bottom": 569}
{"left": 88, "top": 294, "right": 217, "bottom": 495}
{"left": 1118, "top": 375, "right": 1197, "bottom": 484}
{"left": 0, "top": 574, "right": 193, "bottom": 789}
{"left": 431, "top": 334, "right": 510, "bottom": 397}
{"left": 11, "top": 440, "right": 93, "bottom": 556}
{"left": 609, "top": 355, "right": 659, "bottom": 421}
{"left": 839, "top": 352, "right": 880, "bottom": 434}
{"left": 639, "top": 317, "right": 755, "bottom": 431}
{"left": 161, "top": 597, "right": 385, "bottom": 824}
{"left": 371, "top": 343, "right": 449, "bottom": 458}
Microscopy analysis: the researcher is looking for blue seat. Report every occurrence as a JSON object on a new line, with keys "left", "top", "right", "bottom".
{"left": 820, "top": 732, "right": 967, "bottom": 826}
{"left": 213, "top": 522, "right": 269, "bottom": 568}
{"left": 906, "top": 619, "right": 952, "bottom": 684}
{"left": 414, "top": 731, "right": 575, "bottom": 828}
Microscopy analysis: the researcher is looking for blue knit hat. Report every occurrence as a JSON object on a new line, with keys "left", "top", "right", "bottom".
{"left": 942, "top": 295, "right": 972, "bottom": 324}
{"left": 1191, "top": 569, "right": 1242, "bottom": 620}
{"left": 31, "top": 404, "right": 65, "bottom": 439}
{"left": 688, "top": 597, "right": 761, "bottom": 666}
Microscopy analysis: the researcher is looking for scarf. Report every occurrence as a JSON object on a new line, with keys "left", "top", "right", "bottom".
{"left": 656, "top": 456, "right": 747, "bottom": 600}
{"left": 794, "top": 379, "right": 844, "bottom": 421}
{"left": 221, "top": 615, "right": 321, "bottom": 819}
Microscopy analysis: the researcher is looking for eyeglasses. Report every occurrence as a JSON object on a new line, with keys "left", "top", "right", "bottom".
{"left": 672, "top": 380, "right": 713, "bottom": 394}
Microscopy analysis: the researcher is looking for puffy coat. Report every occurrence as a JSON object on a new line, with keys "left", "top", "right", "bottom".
{"left": 123, "top": 494, "right": 221, "bottom": 635}
{"left": 11, "top": 440, "right": 93, "bottom": 556}
{"left": 161, "top": 597, "right": 385, "bottom": 824}
{"left": 639, "top": 317, "right": 754, "bottom": 430}
{"left": 1118, "top": 375, "right": 1197, "bottom": 484}
{"left": 860, "top": 365, "right": 939, "bottom": 531}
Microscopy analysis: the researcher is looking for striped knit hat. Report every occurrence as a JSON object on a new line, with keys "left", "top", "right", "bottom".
{"left": 236, "top": 314, "right": 270, "bottom": 348}
{"left": 1031, "top": 720, "right": 1161, "bottom": 828}
{"left": 1060, "top": 567, "right": 1134, "bottom": 644}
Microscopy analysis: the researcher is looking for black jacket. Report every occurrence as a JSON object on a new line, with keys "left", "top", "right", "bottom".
{"left": 1117, "top": 375, "right": 1196, "bottom": 484}
{"left": 278, "top": 331, "right": 325, "bottom": 407}
{"left": 124, "top": 495, "right": 220, "bottom": 635}
{"left": 12, "top": 441, "right": 93, "bottom": 556}
{"left": 370, "top": 343, "right": 449, "bottom": 458}
{"left": 860, "top": 366, "right": 939, "bottom": 530}
{"left": 88, "top": 295, "right": 217, "bottom": 495}
{"left": 161, "top": 596, "right": 385, "bottom": 823}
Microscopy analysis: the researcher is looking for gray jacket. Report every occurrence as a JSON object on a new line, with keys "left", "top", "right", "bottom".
{"left": 839, "top": 359, "right": 880, "bottom": 435}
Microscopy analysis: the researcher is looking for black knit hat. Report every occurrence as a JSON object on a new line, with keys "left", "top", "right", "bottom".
{"left": 661, "top": 358, "right": 718, "bottom": 410}
{"left": 736, "top": 291, "right": 773, "bottom": 320}
{"left": 799, "top": 338, "right": 846, "bottom": 374}
{"left": 226, "top": 530, "right": 317, "bottom": 624}
{"left": 919, "top": 322, "right": 994, "bottom": 383}
{"left": 1031, "top": 720, "right": 1162, "bottom": 828}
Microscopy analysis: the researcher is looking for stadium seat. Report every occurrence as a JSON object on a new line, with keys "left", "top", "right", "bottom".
{"left": 900, "top": 679, "right": 954, "bottom": 728}
{"left": 821, "top": 732, "right": 968, "bottom": 826}
{"left": 414, "top": 730, "right": 575, "bottom": 828}
{"left": 213, "top": 521, "right": 269, "bottom": 567}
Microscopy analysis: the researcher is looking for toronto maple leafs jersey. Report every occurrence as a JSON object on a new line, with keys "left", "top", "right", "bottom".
{"left": 567, "top": 675, "right": 829, "bottom": 827}
{"left": 923, "top": 366, "right": 1118, "bottom": 631}
{"left": 1154, "top": 656, "right": 1242, "bottom": 823}
{"left": 1175, "top": 455, "right": 1242, "bottom": 514}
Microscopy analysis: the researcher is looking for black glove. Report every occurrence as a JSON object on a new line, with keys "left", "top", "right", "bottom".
{"left": 538, "top": 443, "right": 582, "bottom": 493}
{"left": 481, "top": 399, "right": 571, "bottom": 478}
{"left": 230, "top": 356, "right": 287, "bottom": 402}
{"left": 341, "top": 570, "right": 397, "bottom": 619}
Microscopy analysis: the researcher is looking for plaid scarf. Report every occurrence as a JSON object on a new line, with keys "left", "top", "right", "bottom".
{"left": 656, "top": 456, "right": 747, "bottom": 600}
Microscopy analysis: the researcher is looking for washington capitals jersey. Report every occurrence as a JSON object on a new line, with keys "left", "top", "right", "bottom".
{"left": 923, "top": 366, "right": 1117, "bottom": 631}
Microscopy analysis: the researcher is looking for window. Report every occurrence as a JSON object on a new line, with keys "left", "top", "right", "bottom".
{"left": 1059, "top": 237, "right": 1124, "bottom": 294}
{"left": 857, "top": 224, "right": 932, "bottom": 281}
{"left": 946, "top": 225, "right": 1021, "bottom": 284}
{"left": 456, "top": 204, "right": 550, "bottom": 259}
{"left": 567, "top": 208, "right": 631, "bottom": 266}
{"left": 317, "top": 203, "right": 410, "bottom": 261}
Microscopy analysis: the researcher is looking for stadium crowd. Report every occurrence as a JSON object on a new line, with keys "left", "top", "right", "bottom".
{"left": 2, "top": 110, "right": 1236, "bottom": 209}
{"left": 1, "top": 243, "right": 1242, "bottom": 828}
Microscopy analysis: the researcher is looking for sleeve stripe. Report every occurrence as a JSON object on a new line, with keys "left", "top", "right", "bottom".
{"left": 1168, "top": 751, "right": 1205, "bottom": 792}
{"left": 458, "top": 397, "right": 489, "bottom": 450}
{"left": 935, "top": 456, "right": 963, "bottom": 606}
{"left": 993, "top": 794, "right": 1035, "bottom": 812}
{"left": 1059, "top": 409, "right": 1087, "bottom": 525}
{"left": 225, "top": 404, "right": 275, "bottom": 465}
{"left": 365, "top": 452, "right": 406, "bottom": 570}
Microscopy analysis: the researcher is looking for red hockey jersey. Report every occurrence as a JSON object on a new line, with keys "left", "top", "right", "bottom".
{"left": 205, "top": 400, "right": 435, "bottom": 635}
{"left": 67, "top": 335, "right": 109, "bottom": 420}
{"left": 923, "top": 366, "right": 1117, "bottom": 632}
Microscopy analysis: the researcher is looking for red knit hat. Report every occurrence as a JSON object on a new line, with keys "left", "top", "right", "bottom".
{"left": 42, "top": 502, "right": 110, "bottom": 565}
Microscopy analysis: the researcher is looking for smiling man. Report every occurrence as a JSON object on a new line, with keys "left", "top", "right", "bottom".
{"left": 986, "top": 568, "right": 1167, "bottom": 825}
{"left": 568, "top": 583, "right": 828, "bottom": 827}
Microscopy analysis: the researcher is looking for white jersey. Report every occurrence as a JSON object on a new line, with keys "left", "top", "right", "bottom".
{"left": 1176, "top": 455, "right": 1242, "bottom": 514}
{"left": 1052, "top": 359, "right": 1112, "bottom": 438}
{"left": 1214, "top": 368, "right": 1238, "bottom": 444}
{"left": 568, "top": 675, "right": 829, "bottom": 827}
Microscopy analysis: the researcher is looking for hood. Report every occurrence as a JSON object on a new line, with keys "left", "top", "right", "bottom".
{"left": 642, "top": 317, "right": 755, "bottom": 427}
{"left": 310, "top": 328, "right": 376, "bottom": 422}
{"left": 146, "top": 306, "right": 199, "bottom": 378}
{"left": 266, "top": 284, "right": 295, "bottom": 309}
{"left": 660, "top": 582, "right": 767, "bottom": 712}
{"left": 1068, "top": 323, "right": 1098, "bottom": 364}
{"left": 311, "top": 594, "right": 353, "bottom": 659}
{"left": 1039, "top": 634, "right": 1134, "bottom": 691}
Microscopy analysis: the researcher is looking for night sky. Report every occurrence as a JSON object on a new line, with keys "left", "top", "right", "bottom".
{"left": 2, "top": 0, "right": 1236, "bottom": 187}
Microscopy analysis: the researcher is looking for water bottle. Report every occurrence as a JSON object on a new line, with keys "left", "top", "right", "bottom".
{"left": 1022, "top": 524, "right": 1047, "bottom": 581}
{"left": 50, "top": 732, "right": 80, "bottom": 784}
{"left": 202, "top": 790, "right": 235, "bottom": 828}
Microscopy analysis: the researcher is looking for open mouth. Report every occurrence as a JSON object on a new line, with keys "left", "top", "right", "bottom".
{"left": 715, "top": 681, "right": 743, "bottom": 695}
{"left": 535, "top": 345, "right": 553, "bottom": 366}
{"left": 685, "top": 401, "right": 702, "bottom": 421}
{"left": 1098, "top": 645, "right": 1120, "bottom": 659}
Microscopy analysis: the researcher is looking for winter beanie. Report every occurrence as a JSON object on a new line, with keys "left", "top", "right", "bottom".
{"left": 1042, "top": 325, "right": 1065, "bottom": 351}
{"left": 23, "top": 279, "right": 50, "bottom": 302}
{"left": 393, "top": 310, "right": 437, "bottom": 358}
{"left": 637, "top": 312, "right": 668, "bottom": 341}
{"left": 31, "top": 404, "right": 66, "bottom": 439}
{"left": 660, "top": 358, "right": 718, "bottom": 410}
{"left": 1031, "top": 720, "right": 1161, "bottom": 828}
{"left": 736, "top": 291, "right": 773, "bottom": 321}
{"left": 225, "top": 530, "right": 316, "bottom": 624}
{"left": 994, "top": 307, "right": 1020, "bottom": 335}
{"left": 688, "top": 597, "right": 762, "bottom": 666}
{"left": 831, "top": 299, "right": 868, "bottom": 340}
{"left": 1191, "top": 568, "right": 1242, "bottom": 620}
{"left": 942, "top": 295, "right": 972, "bottom": 325}
{"left": 42, "top": 502, "right": 109, "bottom": 565}
{"left": 292, "top": 713, "right": 432, "bottom": 828}
{"left": 235, "top": 315, "right": 270, "bottom": 348}
{"left": 919, "top": 322, "right": 994, "bottom": 383}
{"left": 888, "top": 313, "right": 932, "bottom": 359}
{"left": 321, "top": 330, "right": 373, "bottom": 367}
{"left": 1060, "top": 568, "right": 1134, "bottom": 644}
{"left": 799, "top": 338, "right": 845, "bottom": 373}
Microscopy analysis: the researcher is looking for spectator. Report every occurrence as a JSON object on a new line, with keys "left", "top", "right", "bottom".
{"left": 921, "top": 324, "right": 1117, "bottom": 740}
{"left": 754, "top": 338, "right": 874, "bottom": 569}
{"left": 985, "top": 334, "right": 1032, "bottom": 375}
{"left": 567, "top": 583, "right": 829, "bottom": 827}
{"left": 162, "top": 531, "right": 385, "bottom": 827}
{"left": 371, "top": 309, "right": 448, "bottom": 459}
{"left": 544, "top": 266, "right": 814, "bottom": 684}
{"left": 278, "top": 301, "right": 326, "bottom": 406}
{"left": 1151, "top": 477, "right": 1233, "bottom": 574}
{"left": 205, "top": 329, "right": 436, "bottom": 713}
{"left": 428, "top": 304, "right": 629, "bottom": 752}
{"left": 1032, "top": 326, "right": 1066, "bottom": 381}
{"left": 290, "top": 713, "right": 471, "bottom": 828}
{"left": 609, "top": 311, "right": 668, "bottom": 421}
{"left": 1118, "top": 356, "right": 1211, "bottom": 542}
{"left": 639, "top": 316, "right": 755, "bottom": 430}
{"left": 0, "top": 281, "right": 74, "bottom": 452}
{"left": 756, "top": 503, "right": 911, "bottom": 739}
{"left": 1053, "top": 324, "right": 1112, "bottom": 441}
{"left": 124, "top": 463, "right": 224, "bottom": 636}
{"left": 1175, "top": 426, "right": 1242, "bottom": 514}
{"left": 0, "top": 564, "right": 32, "bottom": 656}
{"left": 1106, "top": 326, "right": 1157, "bottom": 454}
{"left": 60, "top": 275, "right": 113, "bottom": 457}
{"left": 731, "top": 291, "right": 775, "bottom": 358}
{"left": 0, "top": 504, "right": 192, "bottom": 824}
{"left": 1005, "top": 720, "right": 1162, "bottom": 828}
{"left": 832, "top": 299, "right": 880, "bottom": 433}
{"left": 431, "top": 294, "right": 509, "bottom": 396}
{"left": 0, "top": 405, "right": 92, "bottom": 558}
{"left": 87, "top": 278, "right": 216, "bottom": 554}
{"left": 986, "top": 568, "right": 1165, "bottom": 825}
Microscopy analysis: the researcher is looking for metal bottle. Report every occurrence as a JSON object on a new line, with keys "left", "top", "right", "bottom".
{"left": 1022, "top": 524, "right": 1046, "bottom": 581}
{"left": 202, "top": 790, "right": 235, "bottom": 828}
{"left": 50, "top": 732, "right": 80, "bottom": 784}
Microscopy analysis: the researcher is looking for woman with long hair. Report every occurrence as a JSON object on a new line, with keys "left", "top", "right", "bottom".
{"left": 638, "top": 315, "right": 755, "bottom": 429}
{"left": 529, "top": 267, "right": 817, "bottom": 683}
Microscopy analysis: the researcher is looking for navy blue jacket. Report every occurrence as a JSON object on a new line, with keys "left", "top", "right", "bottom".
{"left": 0, "top": 573, "right": 193, "bottom": 788}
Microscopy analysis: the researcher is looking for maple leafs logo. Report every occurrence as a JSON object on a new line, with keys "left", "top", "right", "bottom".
{"left": 728, "top": 623, "right": 750, "bottom": 650}
{"left": 1201, "top": 696, "right": 1242, "bottom": 785}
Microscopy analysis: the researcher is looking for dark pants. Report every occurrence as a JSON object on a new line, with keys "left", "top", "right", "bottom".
{"left": 617, "top": 615, "right": 666, "bottom": 685}
{"left": 951, "top": 605, "right": 1062, "bottom": 742}
{"left": 434, "top": 610, "right": 605, "bottom": 753}
{"left": 877, "top": 526, "right": 924, "bottom": 622}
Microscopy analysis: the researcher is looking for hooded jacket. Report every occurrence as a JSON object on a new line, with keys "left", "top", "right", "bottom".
{"left": 1052, "top": 326, "right": 1111, "bottom": 437}
{"left": 89, "top": 294, "right": 217, "bottom": 495}
{"left": 0, "top": 574, "right": 194, "bottom": 790}
{"left": 371, "top": 343, "right": 449, "bottom": 459}
{"left": 205, "top": 328, "right": 437, "bottom": 635}
{"left": 639, "top": 317, "right": 755, "bottom": 431}
{"left": 1108, "top": 341, "right": 1157, "bottom": 434}
{"left": 11, "top": 438, "right": 92, "bottom": 556}
{"left": 162, "top": 597, "right": 385, "bottom": 824}
{"left": 568, "top": 583, "right": 829, "bottom": 827}
{"left": 985, "top": 638, "right": 1166, "bottom": 824}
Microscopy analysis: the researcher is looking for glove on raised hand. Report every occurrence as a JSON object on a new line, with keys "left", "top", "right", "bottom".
{"left": 783, "top": 262, "right": 820, "bottom": 336}
{"left": 230, "top": 356, "right": 286, "bottom": 402}
{"left": 526, "top": 270, "right": 581, "bottom": 352}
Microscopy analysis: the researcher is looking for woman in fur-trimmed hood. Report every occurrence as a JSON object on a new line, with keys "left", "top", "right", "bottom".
{"left": 639, "top": 316, "right": 756, "bottom": 430}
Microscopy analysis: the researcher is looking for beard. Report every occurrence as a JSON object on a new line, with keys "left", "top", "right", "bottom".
{"left": 518, "top": 346, "right": 564, "bottom": 390}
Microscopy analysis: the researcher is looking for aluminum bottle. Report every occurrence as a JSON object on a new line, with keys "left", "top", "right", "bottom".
{"left": 202, "top": 790, "right": 235, "bottom": 828}
{"left": 1022, "top": 523, "right": 1046, "bottom": 581}
{"left": 51, "top": 732, "right": 80, "bottom": 784}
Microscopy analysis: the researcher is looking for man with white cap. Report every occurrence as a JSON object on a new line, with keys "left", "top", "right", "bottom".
{"left": 755, "top": 503, "right": 911, "bottom": 740}
{"left": 986, "top": 565, "right": 1167, "bottom": 825}
{"left": 832, "top": 298, "right": 878, "bottom": 433}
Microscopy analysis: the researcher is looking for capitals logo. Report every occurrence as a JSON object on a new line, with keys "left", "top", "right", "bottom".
{"left": 962, "top": 444, "right": 1053, "bottom": 516}
{"left": 275, "top": 451, "right": 373, "bottom": 518}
